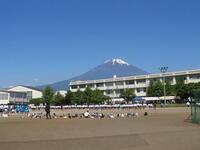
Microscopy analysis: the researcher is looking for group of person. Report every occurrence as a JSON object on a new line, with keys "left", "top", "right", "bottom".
{"left": 30, "top": 103, "right": 156, "bottom": 110}
{"left": 0, "top": 103, "right": 145, "bottom": 119}
{"left": 29, "top": 111, "right": 140, "bottom": 119}
{"left": 36, "top": 103, "right": 147, "bottom": 119}
{"left": 28, "top": 104, "right": 51, "bottom": 119}
{"left": 30, "top": 105, "right": 140, "bottom": 119}
{"left": 0, "top": 105, "right": 15, "bottom": 114}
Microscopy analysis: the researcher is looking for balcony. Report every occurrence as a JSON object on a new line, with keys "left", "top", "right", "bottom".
{"left": 96, "top": 87, "right": 106, "bottom": 90}
{"left": 135, "top": 83, "right": 148, "bottom": 88}
{"left": 115, "top": 85, "right": 125, "bottom": 89}
{"left": 186, "top": 79, "right": 200, "bottom": 84}
{"left": 136, "top": 92, "right": 147, "bottom": 97}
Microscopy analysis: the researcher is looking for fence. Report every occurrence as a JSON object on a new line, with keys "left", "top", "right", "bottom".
{"left": 191, "top": 90, "right": 200, "bottom": 124}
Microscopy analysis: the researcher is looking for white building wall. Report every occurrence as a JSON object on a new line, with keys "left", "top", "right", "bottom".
{"left": 0, "top": 91, "right": 10, "bottom": 104}
{"left": 56, "top": 90, "right": 67, "bottom": 96}
{"left": 0, "top": 91, "right": 29, "bottom": 104}
{"left": 7, "top": 86, "right": 43, "bottom": 99}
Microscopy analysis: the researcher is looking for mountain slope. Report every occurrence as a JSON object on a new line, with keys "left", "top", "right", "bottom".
{"left": 37, "top": 59, "right": 149, "bottom": 90}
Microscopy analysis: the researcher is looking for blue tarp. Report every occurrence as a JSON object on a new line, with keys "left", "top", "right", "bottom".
{"left": 132, "top": 97, "right": 145, "bottom": 102}
{"left": 16, "top": 104, "right": 29, "bottom": 113}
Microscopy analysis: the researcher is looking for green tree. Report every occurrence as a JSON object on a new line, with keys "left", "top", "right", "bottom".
{"left": 52, "top": 92, "right": 65, "bottom": 106}
{"left": 174, "top": 77, "right": 190, "bottom": 102}
{"left": 165, "top": 80, "right": 175, "bottom": 96}
{"left": 75, "top": 90, "right": 85, "bottom": 105}
{"left": 90, "top": 89, "right": 109, "bottom": 104}
{"left": 191, "top": 89, "right": 200, "bottom": 99}
{"left": 66, "top": 88, "right": 110, "bottom": 105}
{"left": 147, "top": 80, "right": 163, "bottom": 97}
{"left": 120, "top": 89, "right": 136, "bottom": 103}
{"left": 187, "top": 82, "right": 200, "bottom": 96}
{"left": 29, "top": 98, "right": 43, "bottom": 106}
{"left": 83, "top": 87, "right": 93, "bottom": 104}
{"left": 42, "top": 86, "right": 55, "bottom": 105}
{"left": 65, "top": 90, "right": 74, "bottom": 105}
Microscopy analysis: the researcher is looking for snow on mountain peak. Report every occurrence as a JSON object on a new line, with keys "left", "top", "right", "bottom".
{"left": 104, "top": 58, "right": 130, "bottom": 65}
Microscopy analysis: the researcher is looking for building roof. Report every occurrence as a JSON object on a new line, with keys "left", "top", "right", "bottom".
{"left": 7, "top": 85, "right": 43, "bottom": 92}
{"left": 0, "top": 90, "right": 28, "bottom": 94}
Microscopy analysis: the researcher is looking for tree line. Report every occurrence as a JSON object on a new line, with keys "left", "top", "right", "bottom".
{"left": 147, "top": 77, "right": 200, "bottom": 102}
{"left": 30, "top": 86, "right": 110, "bottom": 106}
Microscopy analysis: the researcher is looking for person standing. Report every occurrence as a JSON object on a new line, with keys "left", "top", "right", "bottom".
{"left": 45, "top": 104, "right": 51, "bottom": 119}
{"left": 153, "top": 102, "right": 157, "bottom": 110}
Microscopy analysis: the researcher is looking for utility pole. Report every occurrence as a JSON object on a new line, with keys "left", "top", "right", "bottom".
{"left": 159, "top": 66, "right": 168, "bottom": 105}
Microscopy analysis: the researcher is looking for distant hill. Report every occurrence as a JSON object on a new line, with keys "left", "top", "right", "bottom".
{"left": 37, "top": 58, "right": 149, "bottom": 90}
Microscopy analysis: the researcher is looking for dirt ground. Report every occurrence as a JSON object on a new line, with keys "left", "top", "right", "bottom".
{"left": 0, "top": 107, "right": 200, "bottom": 150}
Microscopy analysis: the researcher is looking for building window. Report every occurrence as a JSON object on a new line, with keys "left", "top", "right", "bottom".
{"left": 71, "top": 85, "right": 78, "bottom": 89}
{"left": 96, "top": 83, "right": 104, "bottom": 87}
{"left": 125, "top": 80, "right": 135, "bottom": 85}
{"left": 105, "top": 82, "right": 113, "bottom": 87}
{"left": 115, "top": 81, "right": 124, "bottom": 86}
{"left": 105, "top": 90, "right": 113, "bottom": 95}
{"left": 190, "top": 74, "right": 200, "bottom": 79}
{"left": 10, "top": 92, "right": 26, "bottom": 99}
{"left": 79, "top": 84, "right": 86, "bottom": 89}
{"left": 115, "top": 90, "right": 120, "bottom": 94}
{"left": 137, "top": 88, "right": 146, "bottom": 93}
{"left": 87, "top": 84, "right": 94, "bottom": 88}
{"left": 137, "top": 89, "right": 141, "bottom": 93}
{"left": 136, "top": 79, "right": 146, "bottom": 84}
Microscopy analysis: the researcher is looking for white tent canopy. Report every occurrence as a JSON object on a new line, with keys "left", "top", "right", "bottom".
{"left": 144, "top": 96, "right": 176, "bottom": 101}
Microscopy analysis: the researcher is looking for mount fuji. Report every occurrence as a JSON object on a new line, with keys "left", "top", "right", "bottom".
{"left": 37, "top": 59, "right": 149, "bottom": 90}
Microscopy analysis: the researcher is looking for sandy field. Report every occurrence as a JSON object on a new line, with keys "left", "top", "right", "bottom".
{"left": 0, "top": 107, "right": 200, "bottom": 150}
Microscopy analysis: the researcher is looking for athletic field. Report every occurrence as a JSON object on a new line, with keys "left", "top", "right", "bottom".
{"left": 0, "top": 107, "right": 199, "bottom": 150}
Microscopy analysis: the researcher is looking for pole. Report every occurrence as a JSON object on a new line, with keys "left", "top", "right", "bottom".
{"left": 163, "top": 73, "right": 166, "bottom": 105}
{"left": 159, "top": 66, "right": 168, "bottom": 106}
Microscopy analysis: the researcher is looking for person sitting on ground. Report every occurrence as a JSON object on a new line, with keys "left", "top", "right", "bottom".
{"left": 108, "top": 113, "right": 115, "bottom": 119}
{"left": 98, "top": 113, "right": 103, "bottom": 119}
{"left": 101, "top": 113, "right": 105, "bottom": 118}
{"left": 68, "top": 113, "right": 71, "bottom": 119}
{"left": 84, "top": 110, "right": 90, "bottom": 118}
{"left": 53, "top": 113, "right": 57, "bottom": 118}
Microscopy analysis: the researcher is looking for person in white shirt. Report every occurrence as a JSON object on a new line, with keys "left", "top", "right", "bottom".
{"left": 84, "top": 110, "right": 90, "bottom": 118}
{"left": 186, "top": 102, "right": 190, "bottom": 107}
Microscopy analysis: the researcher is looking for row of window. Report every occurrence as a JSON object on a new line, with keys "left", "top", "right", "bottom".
{"left": 104, "top": 88, "right": 147, "bottom": 95}
{"left": 190, "top": 74, "right": 200, "bottom": 79}
{"left": 0, "top": 92, "right": 28, "bottom": 101}
{"left": 10, "top": 93, "right": 27, "bottom": 99}
{"left": 71, "top": 80, "right": 147, "bottom": 89}
{"left": 71, "top": 75, "right": 200, "bottom": 90}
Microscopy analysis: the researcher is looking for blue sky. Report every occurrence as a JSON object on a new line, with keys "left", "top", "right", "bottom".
{"left": 0, "top": 0, "right": 200, "bottom": 87}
